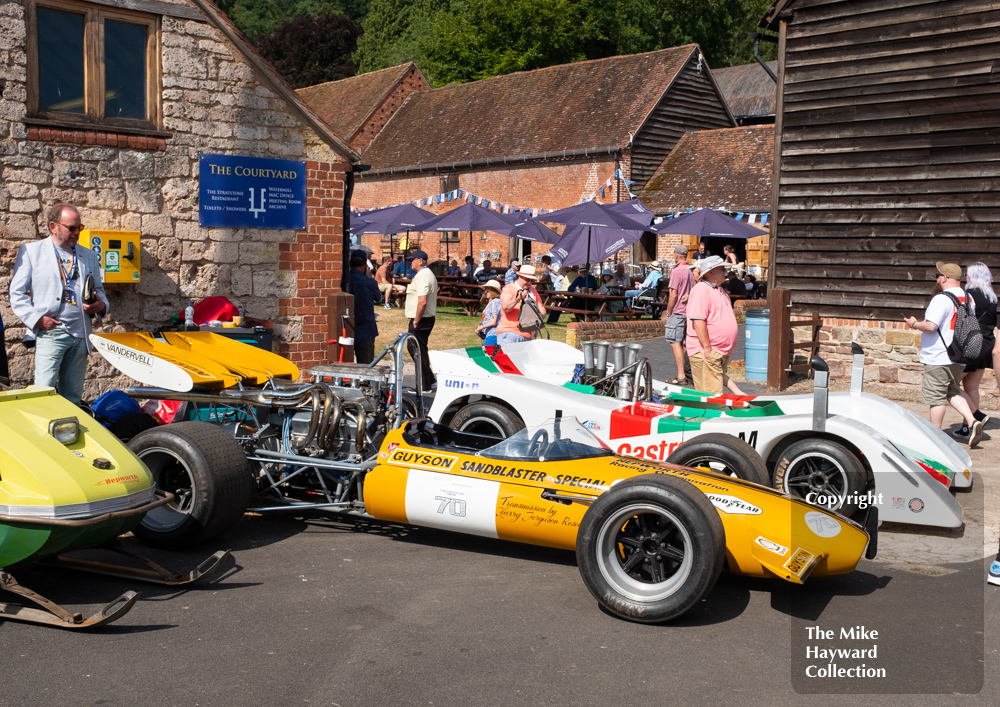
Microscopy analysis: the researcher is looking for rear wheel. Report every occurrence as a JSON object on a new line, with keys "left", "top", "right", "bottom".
{"left": 450, "top": 401, "right": 524, "bottom": 439}
{"left": 128, "top": 422, "right": 254, "bottom": 549}
{"left": 576, "top": 475, "right": 725, "bottom": 623}
{"left": 665, "top": 433, "right": 769, "bottom": 486}
{"left": 773, "top": 438, "right": 867, "bottom": 516}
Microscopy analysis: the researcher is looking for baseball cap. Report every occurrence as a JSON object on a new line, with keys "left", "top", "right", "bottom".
{"left": 935, "top": 262, "right": 962, "bottom": 280}
{"left": 406, "top": 250, "right": 429, "bottom": 260}
{"left": 673, "top": 245, "right": 688, "bottom": 255}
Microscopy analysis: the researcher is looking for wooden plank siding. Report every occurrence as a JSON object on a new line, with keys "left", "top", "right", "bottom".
{"left": 770, "top": 0, "right": 1000, "bottom": 321}
{"left": 630, "top": 56, "right": 735, "bottom": 190}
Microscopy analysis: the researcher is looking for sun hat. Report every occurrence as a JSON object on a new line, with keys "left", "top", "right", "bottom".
{"left": 405, "top": 249, "right": 428, "bottom": 260}
{"left": 935, "top": 262, "right": 962, "bottom": 280}
{"left": 518, "top": 264, "right": 538, "bottom": 280}
{"left": 693, "top": 255, "right": 726, "bottom": 274}
{"left": 481, "top": 279, "right": 502, "bottom": 293}
{"left": 601, "top": 269, "right": 614, "bottom": 277}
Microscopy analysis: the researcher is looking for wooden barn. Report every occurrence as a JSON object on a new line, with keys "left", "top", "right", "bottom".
{"left": 760, "top": 0, "right": 1000, "bottom": 391}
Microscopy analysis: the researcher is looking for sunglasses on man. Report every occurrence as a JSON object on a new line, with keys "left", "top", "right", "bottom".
{"left": 54, "top": 222, "right": 85, "bottom": 233}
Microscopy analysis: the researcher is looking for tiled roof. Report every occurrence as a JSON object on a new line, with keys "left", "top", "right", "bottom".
{"left": 298, "top": 64, "right": 421, "bottom": 143}
{"left": 639, "top": 125, "right": 774, "bottom": 213}
{"left": 712, "top": 61, "right": 777, "bottom": 119}
{"left": 362, "top": 46, "right": 700, "bottom": 171}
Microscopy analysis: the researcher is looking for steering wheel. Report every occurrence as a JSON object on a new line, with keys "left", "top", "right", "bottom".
{"left": 527, "top": 429, "right": 549, "bottom": 458}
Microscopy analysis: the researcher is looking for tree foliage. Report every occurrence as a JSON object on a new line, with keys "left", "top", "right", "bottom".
{"left": 217, "top": 0, "right": 360, "bottom": 42}
{"left": 257, "top": 13, "right": 364, "bottom": 88}
{"left": 354, "top": 0, "right": 447, "bottom": 74}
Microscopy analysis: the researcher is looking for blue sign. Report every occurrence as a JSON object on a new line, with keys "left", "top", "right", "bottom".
{"left": 199, "top": 153, "right": 306, "bottom": 229}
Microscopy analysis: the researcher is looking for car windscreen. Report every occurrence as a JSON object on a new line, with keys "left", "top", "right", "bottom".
{"left": 479, "top": 417, "right": 613, "bottom": 462}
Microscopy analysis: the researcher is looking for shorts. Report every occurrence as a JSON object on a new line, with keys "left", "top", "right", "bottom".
{"left": 664, "top": 313, "right": 686, "bottom": 343}
{"left": 689, "top": 350, "right": 729, "bottom": 395}
{"left": 921, "top": 363, "right": 965, "bottom": 406}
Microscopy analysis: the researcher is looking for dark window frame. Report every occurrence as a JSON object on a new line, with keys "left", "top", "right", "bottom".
{"left": 26, "top": 0, "right": 161, "bottom": 130}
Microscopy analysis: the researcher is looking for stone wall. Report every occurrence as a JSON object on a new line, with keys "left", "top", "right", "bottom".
{"left": 0, "top": 0, "right": 350, "bottom": 398}
{"left": 807, "top": 318, "right": 997, "bottom": 398}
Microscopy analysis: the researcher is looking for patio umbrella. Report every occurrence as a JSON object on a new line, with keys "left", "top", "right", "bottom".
{"left": 607, "top": 198, "right": 655, "bottom": 227}
{"left": 652, "top": 208, "right": 768, "bottom": 239}
{"left": 412, "top": 202, "right": 516, "bottom": 265}
{"left": 548, "top": 224, "right": 647, "bottom": 268}
{"left": 538, "top": 200, "right": 652, "bottom": 272}
{"left": 506, "top": 213, "right": 561, "bottom": 244}
{"left": 353, "top": 203, "right": 437, "bottom": 258}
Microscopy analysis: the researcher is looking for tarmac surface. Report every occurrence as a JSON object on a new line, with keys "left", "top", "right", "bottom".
{"left": 2, "top": 345, "right": 998, "bottom": 705}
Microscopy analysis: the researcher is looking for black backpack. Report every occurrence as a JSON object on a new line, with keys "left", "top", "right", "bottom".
{"left": 937, "top": 291, "right": 983, "bottom": 364}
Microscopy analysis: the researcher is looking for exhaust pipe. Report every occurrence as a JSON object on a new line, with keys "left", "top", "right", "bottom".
{"left": 811, "top": 355, "right": 830, "bottom": 432}
{"left": 850, "top": 342, "right": 865, "bottom": 396}
{"left": 582, "top": 341, "right": 596, "bottom": 379}
{"left": 593, "top": 341, "right": 610, "bottom": 376}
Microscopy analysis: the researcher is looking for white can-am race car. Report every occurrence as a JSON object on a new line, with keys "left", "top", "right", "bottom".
{"left": 428, "top": 340, "right": 970, "bottom": 529}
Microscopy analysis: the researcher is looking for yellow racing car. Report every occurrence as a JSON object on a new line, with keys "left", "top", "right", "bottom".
{"left": 367, "top": 417, "right": 876, "bottom": 623}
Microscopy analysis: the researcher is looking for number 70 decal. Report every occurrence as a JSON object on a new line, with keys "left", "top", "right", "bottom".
{"left": 435, "top": 496, "right": 467, "bottom": 517}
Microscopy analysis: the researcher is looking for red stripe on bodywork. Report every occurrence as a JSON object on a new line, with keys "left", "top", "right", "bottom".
{"left": 491, "top": 350, "right": 522, "bottom": 375}
{"left": 609, "top": 401, "right": 674, "bottom": 440}
{"left": 916, "top": 460, "right": 952, "bottom": 488}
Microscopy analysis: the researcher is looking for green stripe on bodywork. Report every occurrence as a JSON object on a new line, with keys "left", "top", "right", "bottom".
{"left": 660, "top": 396, "right": 784, "bottom": 418}
{"left": 722, "top": 402, "right": 784, "bottom": 417}
{"left": 464, "top": 347, "right": 500, "bottom": 373}
{"left": 562, "top": 382, "right": 595, "bottom": 394}
{"left": 657, "top": 417, "right": 702, "bottom": 433}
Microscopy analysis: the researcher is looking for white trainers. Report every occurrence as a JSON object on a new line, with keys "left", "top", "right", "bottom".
{"left": 968, "top": 419, "right": 984, "bottom": 448}
{"left": 988, "top": 558, "right": 1000, "bottom": 586}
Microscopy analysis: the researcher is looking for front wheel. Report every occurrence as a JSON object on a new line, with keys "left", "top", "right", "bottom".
{"left": 577, "top": 475, "right": 725, "bottom": 623}
{"left": 128, "top": 422, "right": 255, "bottom": 549}
{"left": 665, "top": 433, "right": 769, "bottom": 486}
{"left": 773, "top": 438, "right": 867, "bottom": 516}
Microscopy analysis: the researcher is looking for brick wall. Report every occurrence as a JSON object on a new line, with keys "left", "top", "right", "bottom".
{"left": 278, "top": 161, "right": 346, "bottom": 370}
{"left": 352, "top": 65, "right": 428, "bottom": 152}
{"left": 565, "top": 319, "right": 665, "bottom": 348}
{"left": 0, "top": 1, "right": 349, "bottom": 397}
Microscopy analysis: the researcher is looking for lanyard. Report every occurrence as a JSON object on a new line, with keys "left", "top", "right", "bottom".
{"left": 54, "top": 243, "right": 78, "bottom": 284}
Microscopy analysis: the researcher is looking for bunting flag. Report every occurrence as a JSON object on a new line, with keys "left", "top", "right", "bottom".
{"left": 351, "top": 186, "right": 770, "bottom": 225}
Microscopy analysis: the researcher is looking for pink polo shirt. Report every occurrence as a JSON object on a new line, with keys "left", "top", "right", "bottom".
{"left": 685, "top": 280, "right": 738, "bottom": 356}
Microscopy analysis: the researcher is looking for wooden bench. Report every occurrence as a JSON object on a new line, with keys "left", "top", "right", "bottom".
{"left": 437, "top": 294, "right": 485, "bottom": 317}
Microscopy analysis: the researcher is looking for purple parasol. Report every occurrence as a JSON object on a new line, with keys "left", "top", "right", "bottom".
{"left": 652, "top": 208, "right": 768, "bottom": 239}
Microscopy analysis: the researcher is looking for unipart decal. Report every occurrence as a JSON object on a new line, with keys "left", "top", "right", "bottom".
{"left": 804, "top": 511, "right": 842, "bottom": 538}
{"left": 704, "top": 494, "right": 762, "bottom": 515}
{"left": 387, "top": 448, "right": 458, "bottom": 472}
{"left": 755, "top": 536, "right": 789, "bottom": 556}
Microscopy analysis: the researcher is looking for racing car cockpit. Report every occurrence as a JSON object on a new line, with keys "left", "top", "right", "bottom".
{"left": 402, "top": 417, "right": 613, "bottom": 463}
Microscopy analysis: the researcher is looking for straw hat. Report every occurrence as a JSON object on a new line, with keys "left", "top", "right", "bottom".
{"left": 481, "top": 279, "right": 502, "bottom": 293}
{"left": 519, "top": 264, "right": 538, "bottom": 280}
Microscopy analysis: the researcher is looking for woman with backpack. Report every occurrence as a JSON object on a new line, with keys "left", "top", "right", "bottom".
{"left": 497, "top": 264, "right": 547, "bottom": 346}
{"left": 959, "top": 262, "right": 998, "bottom": 436}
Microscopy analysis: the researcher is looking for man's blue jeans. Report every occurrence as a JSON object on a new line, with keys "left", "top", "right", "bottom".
{"left": 34, "top": 328, "right": 89, "bottom": 404}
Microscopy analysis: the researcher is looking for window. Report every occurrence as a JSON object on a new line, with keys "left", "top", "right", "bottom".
{"left": 27, "top": 0, "right": 160, "bottom": 128}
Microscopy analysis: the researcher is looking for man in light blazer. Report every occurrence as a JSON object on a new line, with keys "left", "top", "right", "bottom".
{"left": 10, "top": 203, "right": 108, "bottom": 404}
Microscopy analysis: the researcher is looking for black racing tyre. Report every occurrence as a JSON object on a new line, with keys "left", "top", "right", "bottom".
{"left": 576, "top": 475, "right": 725, "bottom": 623}
{"left": 773, "top": 438, "right": 867, "bottom": 516}
{"left": 128, "top": 422, "right": 255, "bottom": 549}
{"left": 450, "top": 401, "right": 524, "bottom": 439}
{"left": 665, "top": 433, "right": 769, "bottom": 486}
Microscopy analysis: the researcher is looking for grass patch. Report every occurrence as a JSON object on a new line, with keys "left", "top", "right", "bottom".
{"left": 374, "top": 302, "right": 568, "bottom": 353}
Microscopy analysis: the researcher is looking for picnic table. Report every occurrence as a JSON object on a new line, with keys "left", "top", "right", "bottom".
{"left": 541, "top": 290, "right": 638, "bottom": 322}
{"left": 437, "top": 280, "right": 486, "bottom": 316}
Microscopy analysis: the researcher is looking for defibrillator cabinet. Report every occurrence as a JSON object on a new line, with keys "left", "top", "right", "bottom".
{"left": 80, "top": 230, "right": 140, "bottom": 283}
